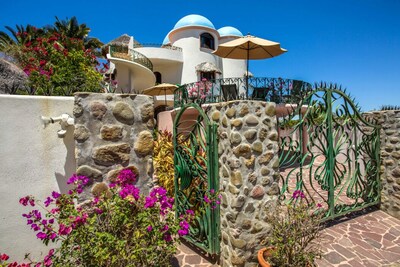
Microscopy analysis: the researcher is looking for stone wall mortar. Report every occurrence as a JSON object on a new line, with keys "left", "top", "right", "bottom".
{"left": 206, "top": 100, "right": 279, "bottom": 267}
{"left": 74, "top": 93, "right": 155, "bottom": 199}
{"left": 365, "top": 110, "right": 400, "bottom": 219}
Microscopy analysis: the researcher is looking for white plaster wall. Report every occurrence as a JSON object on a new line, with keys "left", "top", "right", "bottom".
{"left": 170, "top": 28, "right": 221, "bottom": 84}
{"left": 221, "top": 58, "right": 247, "bottom": 79}
{"left": 153, "top": 62, "right": 183, "bottom": 85}
{"left": 114, "top": 63, "right": 131, "bottom": 91}
{"left": 219, "top": 36, "right": 247, "bottom": 79}
{"left": 108, "top": 58, "right": 156, "bottom": 93}
{"left": 0, "top": 95, "right": 76, "bottom": 262}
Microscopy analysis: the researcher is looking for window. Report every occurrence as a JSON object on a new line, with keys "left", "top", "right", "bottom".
{"left": 200, "top": 71, "right": 215, "bottom": 81}
{"left": 154, "top": 72, "right": 162, "bottom": 84}
{"left": 200, "top": 33, "right": 215, "bottom": 50}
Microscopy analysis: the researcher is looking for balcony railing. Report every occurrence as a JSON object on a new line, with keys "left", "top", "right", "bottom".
{"left": 174, "top": 77, "right": 312, "bottom": 107}
{"left": 133, "top": 43, "right": 182, "bottom": 52}
{"left": 109, "top": 45, "right": 153, "bottom": 71}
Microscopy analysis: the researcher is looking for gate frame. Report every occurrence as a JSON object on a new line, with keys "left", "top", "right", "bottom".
{"left": 278, "top": 85, "right": 381, "bottom": 221}
{"left": 173, "top": 103, "right": 220, "bottom": 255}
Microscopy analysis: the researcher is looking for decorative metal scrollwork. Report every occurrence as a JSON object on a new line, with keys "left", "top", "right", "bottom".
{"left": 278, "top": 84, "right": 380, "bottom": 220}
{"left": 173, "top": 103, "right": 220, "bottom": 254}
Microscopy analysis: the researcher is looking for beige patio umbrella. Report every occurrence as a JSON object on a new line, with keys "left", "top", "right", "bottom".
{"left": 143, "top": 83, "right": 178, "bottom": 105}
{"left": 213, "top": 34, "right": 287, "bottom": 95}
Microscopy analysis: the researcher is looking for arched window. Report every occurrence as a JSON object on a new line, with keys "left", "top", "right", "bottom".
{"left": 200, "top": 33, "right": 215, "bottom": 50}
{"left": 200, "top": 71, "right": 215, "bottom": 81}
{"left": 154, "top": 72, "right": 162, "bottom": 84}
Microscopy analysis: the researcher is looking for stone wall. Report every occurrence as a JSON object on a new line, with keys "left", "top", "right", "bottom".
{"left": 74, "top": 93, "right": 155, "bottom": 198}
{"left": 206, "top": 100, "right": 280, "bottom": 267}
{"left": 365, "top": 110, "right": 400, "bottom": 219}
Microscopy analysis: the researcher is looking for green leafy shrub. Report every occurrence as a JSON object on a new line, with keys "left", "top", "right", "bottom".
{"left": 0, "top": 17, "right": 104, "bottom": 96}
{"left": 263, "top": 190, "right": 323, "bottom": 266}
{"left": 18, "top": 33, "right": 102, "bottom": 95}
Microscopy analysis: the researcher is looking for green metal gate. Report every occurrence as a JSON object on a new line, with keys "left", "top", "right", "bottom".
{"left": 173, "top": 103, "right": 220, "bottom": 254}
{"left": 278, "top": 84, "right": 381, "bottom": 220}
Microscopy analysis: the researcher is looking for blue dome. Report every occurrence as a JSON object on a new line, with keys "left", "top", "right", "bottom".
{"left": 162, "top": 35, "right": 170, "bottom": 45}
{"left": 173, "top": 14, "right": 215, "bottom": 30}
{"left": 218, "top": 26, "right": 243, "bottom": 37}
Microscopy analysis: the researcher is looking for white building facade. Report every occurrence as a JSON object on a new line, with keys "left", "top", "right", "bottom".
{"left": 106, "top": 14, "right": 246, "bottom": 107}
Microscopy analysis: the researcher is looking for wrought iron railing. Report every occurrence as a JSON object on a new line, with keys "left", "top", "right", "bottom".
{"left": 133, "top": 43, "right": 182, "bottom": 52}
{"left": 109, "top": 45, "right": 153, "bottom": 71}
{"left": 174, "top": 77, "right": 312, "bottom": 107}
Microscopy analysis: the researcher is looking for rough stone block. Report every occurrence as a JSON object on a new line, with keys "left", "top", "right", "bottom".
{"left": 92, "top": 143, "right": 131, "bottom": 166}
{"left": 113, "top": 102, "right": 135, "bottom": 125}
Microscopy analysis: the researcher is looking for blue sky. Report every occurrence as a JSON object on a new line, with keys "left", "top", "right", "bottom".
{"left": 2, "top": 0, "right": 399, "bottom": 111}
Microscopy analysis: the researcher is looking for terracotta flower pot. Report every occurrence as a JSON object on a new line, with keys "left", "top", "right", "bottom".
{"left": 257, "top": 247, "right": 274, "bottom": 267}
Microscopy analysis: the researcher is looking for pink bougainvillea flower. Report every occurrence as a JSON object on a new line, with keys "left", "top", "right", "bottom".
{"left": 36, "top": 232, "right": 47, "bottom": 240}
{"left": 1, "top": 253, "right": 9, "bottom": 261}
{"left": 161, "top": 224, "right": 169, "bottom": 232}
{"left": 292, "top": 190, "right": 305, "bottom": 199}
{"left": 49, "top": 233, "right": 57, "bottom": 240}
{"left": 163, "top": 233, "right": 172, "bottom": 242}
{"left": 186, "top": 210, "right": 194, "bottom": 216}
{"left": 44, "top": 197, "right": 53, "bottom": 207}
{"left": 50, "top": 208, "right": 59, "bottom": 214}
{"left": 94, "top": 208, "right": 103, "bottom": 214}
{"left": 58, "top": 224, "right": 72, "bottom": 235}
{"left": 19, "top": 196, "right": 29, "bottom": 206}
{"left": 51, "top": 191, "right": 61, "bottom": 199}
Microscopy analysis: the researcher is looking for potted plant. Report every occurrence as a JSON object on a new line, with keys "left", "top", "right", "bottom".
{"left": 258, "top": 190, "right": 324, "bottom": 267}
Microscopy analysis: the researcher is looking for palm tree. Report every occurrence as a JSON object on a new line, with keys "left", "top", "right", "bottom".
{"left": 50, "top": 16, "right": 103, "bottom": 50}
{"left": 0, "top": 24, "right": 45, "bottom": 53}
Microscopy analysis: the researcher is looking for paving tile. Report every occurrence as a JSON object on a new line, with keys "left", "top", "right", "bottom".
{"left": 323, "top": 251, "right": 347, "bottom": 264}
{"left": 185, "top": 255, "right": 202, "bottom": 264}
{"left": 353, "top": 245, "right": 381, "bottom": 261}
{"left": 361, "top": 258, "right": 381, "bottom": 267}
{"left": 337, "top": 237, "right": 353, "bottom": 247}
{"left": 364, "top": 237, "right": 383, "bottom": 249}
{"left": 349, "top": 236, "right": 374, "bottom": 250}
{"left": 384, "top": 232, "right": 397, "bottom": 242}
{"left": 348, "top": 258, "right": 367, "bottom": 267}
{"left": 331, "top": 244, "right": 357, "bottom": 259}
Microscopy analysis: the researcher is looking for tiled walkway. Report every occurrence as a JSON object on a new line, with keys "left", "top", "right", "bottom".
{"left": 173, "top": 209, "right": 400, "bottom": 266}
{"left": 318, "top": 210, "right": 400, "bottom": 266}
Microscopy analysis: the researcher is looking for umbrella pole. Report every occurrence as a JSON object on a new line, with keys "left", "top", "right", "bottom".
{"left": 246, "top": 42, "right": 250, "bottom": 99}
{"left": 164, "top": 90, "right": 167, "bottom": 106}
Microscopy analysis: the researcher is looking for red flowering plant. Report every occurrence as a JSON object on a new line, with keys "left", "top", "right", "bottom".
{"left": 6, "top": 168, "right": 193, "bottom": 267}
{"left": 16, "top": 30, "right": 102, "bottom": 96}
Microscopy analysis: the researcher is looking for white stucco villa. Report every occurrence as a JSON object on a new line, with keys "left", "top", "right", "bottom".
{"left": 103, "top": 14, "right": 247, "bottom": 108}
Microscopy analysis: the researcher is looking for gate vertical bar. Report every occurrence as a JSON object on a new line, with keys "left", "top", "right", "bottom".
{"left": 326, "top": 90, "right": 335, "bottom": 217}
{"left": 207, "top": 122, "right": 220, "bottom": 254}
{"left": 298, "top": 108, "right": 304, "bottom": 190}
{"left": 375, "top": 127, "right": 381, "bottom": 202}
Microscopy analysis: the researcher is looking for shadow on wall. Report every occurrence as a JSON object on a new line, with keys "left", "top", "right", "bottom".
{"left": 55, "top": 125, "right": 76, "bottom": 194}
